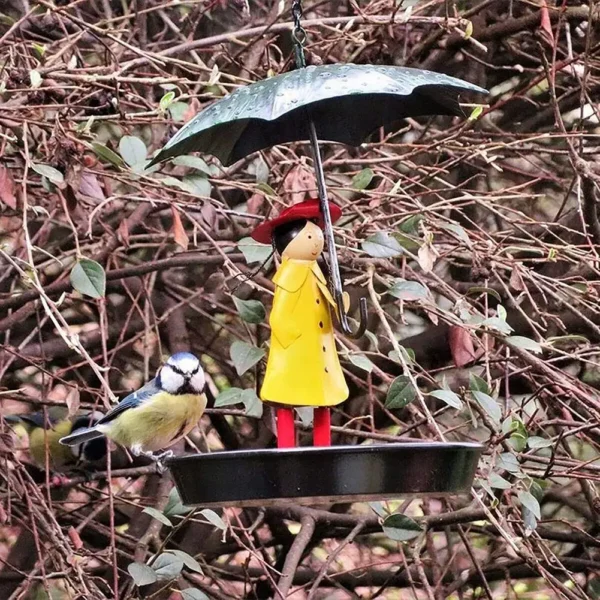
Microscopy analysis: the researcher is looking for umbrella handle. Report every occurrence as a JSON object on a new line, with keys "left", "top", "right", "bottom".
{"left": 306, "top": 117, "right": 368, "bottom": 339}
{"left": 336, "top": 295, "right": 368, "bottom": 339}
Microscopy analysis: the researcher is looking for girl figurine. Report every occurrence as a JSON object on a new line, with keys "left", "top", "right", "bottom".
{"left": 251, "top": 199, "right": 349, "bottom": 448}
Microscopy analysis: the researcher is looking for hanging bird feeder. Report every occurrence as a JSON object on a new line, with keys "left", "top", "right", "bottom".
{"left": 154, "top": 0, "right": 487, "bottom": 507}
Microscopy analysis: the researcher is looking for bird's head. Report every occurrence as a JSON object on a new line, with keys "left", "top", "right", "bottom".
{"left": 158, "top": 352, "right": 205, "bottom": 395}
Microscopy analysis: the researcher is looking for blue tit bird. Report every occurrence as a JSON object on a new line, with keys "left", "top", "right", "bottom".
{"left": 4, "top": 411, "right": 107, "bottom": 471}
{"left": 59, "top": 353, "right": 207, "bottom": 464}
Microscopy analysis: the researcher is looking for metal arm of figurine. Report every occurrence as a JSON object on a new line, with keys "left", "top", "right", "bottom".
{"left": 308, "top": 117, "right": 368, "bottom": 339}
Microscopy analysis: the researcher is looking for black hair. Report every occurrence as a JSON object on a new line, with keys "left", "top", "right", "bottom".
{"left": 272, "top": 219, "right": 308, "bottom": 256}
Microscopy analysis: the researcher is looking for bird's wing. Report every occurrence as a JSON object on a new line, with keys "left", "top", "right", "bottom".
{"left": 13, "top": 412, "right": 54, "bottom": 429}
{"left": 96, "top": 379, "right": 160, "bottom": 425}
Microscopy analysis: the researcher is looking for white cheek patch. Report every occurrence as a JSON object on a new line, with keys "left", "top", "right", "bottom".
{"left": 161, "top": 368, "right": 185, "bottom": 393}
{"left": 189, "top": 370, "right": 206, "bottom": 393}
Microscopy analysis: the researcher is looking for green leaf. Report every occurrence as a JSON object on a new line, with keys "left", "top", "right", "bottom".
{"left": 469, "top": 373, "right": 491, "bottom": 395}
{"left": 466, "top": 286, "right": 502, "bottom": 302}
{"left": 546, "top": 334, "right": 589, "bottom": 347}
{"left": 362, "top": 232, "right": 404, "bottom": 258}
{"left": 32, "top": 43, "right": 46, "bottom": 59}
{"left": 352, "top": 168, "right": 374, "bottom": 190}
{"left": 385, "top": 375, "right": 416, "bottom": 410}
{"left": 163, "top": 487, "right": 191, "bottom": 517}
{"left": 522, "top": 505, "right": 538, "bottom": 533}
{"left": 506, "top": 336, "right": 543, "bottom": 354}
{"left": 92, "top": 142, "right": 124, "bottom": 167}
{"left": 233, "top": 296, "right": 265, "bottom": 324}
{"left": 153, "top": 553, "right": 184, "bottom": 580}
{"left": 256, "top": 182, "right": 277, "bottom": 197}
{"left": 128, "top": 562, "right": 157, "bottom": 587}
{"left": 430, "top": 389, "right": 463, "bottom": 410}
{"left": 181, "top": 590, "right": 210, "bottom": 600}
{"left": 348, "top": 354, "right": 374, "bottom": 373}
{"left": 182, "top": 174, "right": 212, "bottom": 197}
{"left": 214, "top": 387, "right": 245, "bottom": 407}
{"left": 295, "top": 406, "right": 313, "bottom": 426}
{"left": 399, "top": 214, "right": 423, "bottom": 234}
{"left": 242, "top": 389, "right": 263, "bottom": 418}
{"left": 162, "top": 174, "right": 212, "bottom": 197}
{"left": 468, "top": 105, "right": 483, "bottom": 121}
{"left": 388, "top": 346, "right": 415, "bottom": 365}
{"left": 230, "top": 341, "right": 265, "bottom": 376}
{"left": 440, "top": 223, "right": 472, "bottom": 246}
{"left": 70, "top": 258, "right": 106, "bottom": 298}
{"left": 214, "top": 387, "right": 262, "bottom": 417}
{"left": 173, "top": 155, "right": 212, "bottom": 175}
{"left": 382, "top": 513, "right": 423, "bottom": 541}
{"left": 489, "top": 473, "right": 511, "bottom": 489}
{"left": 169, "top": 101, "right": 189, "bottom": 122}
{"left": 388, "top": 279, "right": 428, "bottom": 301}
{"left": 200, "top": 508, "right": 226, "bottom": 531}
{"left": 496, "top": 452, "right": 520, "bottom": 473}
{"left": 119, "top": 135, "right": 147, "bottom": 167}
{"left": 481, "top": 317, "right": 513, "bottom": 335}
{"left": 29, "top": 70, "right": 42, "bottom": 89}
{"left": 31, "top": 163, "right": 64, "bottom": 185}
{"left": 527, "top": 436, "right": 553, "bottom": 449}
{"left": 518, "top": 490, "right": 541, "bottom": 519}
{"left": 159, "top": 91, "right": 176, "bottom": 111}
{"left": 253, "top": 156, "right": 269, "bottom": 183}
{"left": 472, "top": 390, "right": 501, "bottom": 423}
{"left": 237, "top": 237, "right": 272, "bottom": 265}
{"left": 143, "top": 507, "right": 172, "bottom": 527}
{"left": 166, "top": 550, "right": 203, "bottom": 574}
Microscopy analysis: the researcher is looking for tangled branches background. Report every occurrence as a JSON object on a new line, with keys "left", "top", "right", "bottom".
{"left": 1, "top": 0, "right": 600, "bottom": 598}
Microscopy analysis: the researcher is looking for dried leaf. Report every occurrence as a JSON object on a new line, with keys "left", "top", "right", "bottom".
{"left": 283, "top": 165, "right": 315, "bottom": 204}
{"left": 200, "top": 203, "right": 217, "bottom": 228}
{"left": 66, "top": 386, "right": 80, "bottom": 417}
{"left": 448, "top": 325, "right": 477, "bottom": 367}
{"left": 79, "top": 170, "right": 105, "bottom": 201}
{"left": 417, "top": 243, "right": 436, "bottom": 273}
{"left": 540, "top": 0, "right": 554, "bottom": 44}
{"left": 509, "top": 267, "right": 526, "bottom": 291}
{"left": 171, "top": 206, "right": 189, "bottom": 250}
{"left": 247, "top": 192, "right": 265, "bottom": 215}
{"left": 68, "top": 526, "right": 83, "bottom": 549}
{"left": 0, "top": 165, "right": 17, "bottom": 209}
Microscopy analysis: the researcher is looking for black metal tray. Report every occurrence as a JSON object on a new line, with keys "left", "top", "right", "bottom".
{"left": 167, "top": 443, "right": 483, "bottom": 508}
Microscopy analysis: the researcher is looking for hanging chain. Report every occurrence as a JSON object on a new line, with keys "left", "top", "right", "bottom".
{"left": 291, "top": 0, "right": 307, "bottom": 68}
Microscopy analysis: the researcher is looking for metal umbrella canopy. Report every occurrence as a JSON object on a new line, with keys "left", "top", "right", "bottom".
{"left": 150, "top": 64, "right": 486, "bottom": 337}
{"left": 150, "top": 64, "right": 487, "bottom": 167}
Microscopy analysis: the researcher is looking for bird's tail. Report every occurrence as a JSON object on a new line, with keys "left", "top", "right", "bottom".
{"left": 60, "top": 427, "right": 104, "bottom": 446}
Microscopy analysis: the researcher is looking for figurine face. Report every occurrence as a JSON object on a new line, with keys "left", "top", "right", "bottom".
{"left": 282, "top": 221, "right": 324, "bottom": 261}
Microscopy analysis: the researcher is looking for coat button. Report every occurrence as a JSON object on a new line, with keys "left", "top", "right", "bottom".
{"left": 322, "top": 346, "right": 326, "bottom": 352}
{"left": 325, "top": 367, "right": 329, "bottom": 373}
{"left": 319, "top": 321, "right": 323, "bottom": 328}
{"left": 316, "top": 299, "right": 320, "bottom": 304}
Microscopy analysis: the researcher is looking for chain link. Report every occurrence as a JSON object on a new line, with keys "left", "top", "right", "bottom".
{"left": 291, "top": 0, "right": 307, "bottom": 67}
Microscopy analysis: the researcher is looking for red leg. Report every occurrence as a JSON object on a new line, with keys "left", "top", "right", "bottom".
{"left": 313, "top": 407, "right": 331, "bottom": 446}
{"left": 276, "top": 408, "right": 296, "bottom": 448}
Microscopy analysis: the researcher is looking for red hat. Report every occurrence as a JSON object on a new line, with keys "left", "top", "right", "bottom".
{"left": 251, "top": 199, "right": 342, "bottom": 244}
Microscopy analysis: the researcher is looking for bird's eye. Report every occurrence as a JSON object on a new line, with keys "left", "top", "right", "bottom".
{"left": 308, "top": 235, "right": 312, "bottom": 239}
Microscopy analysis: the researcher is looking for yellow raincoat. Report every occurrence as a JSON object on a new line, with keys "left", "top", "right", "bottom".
{"left": 260, "top": 257, "right": 349, "bottom": 406}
